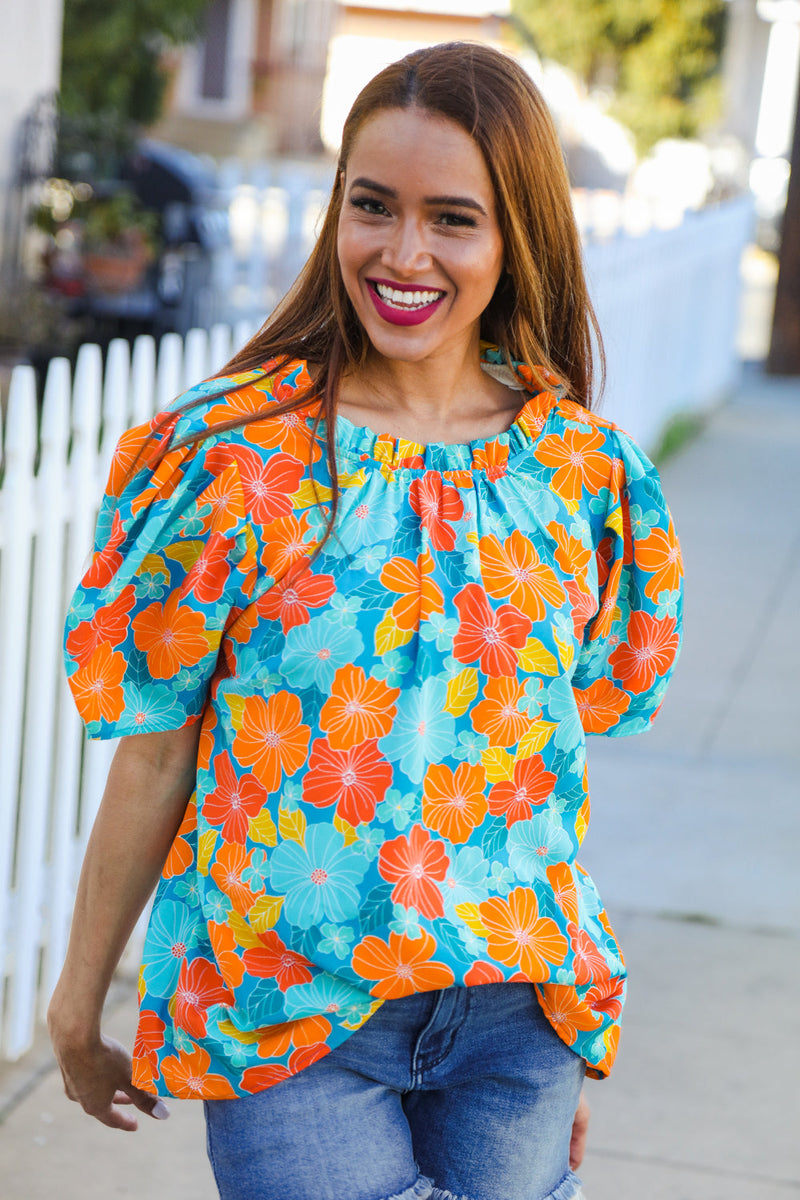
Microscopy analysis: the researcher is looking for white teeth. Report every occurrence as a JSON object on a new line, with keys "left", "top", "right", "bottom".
{"left": 374, "top": 283, "right": 443, "bottom": 309}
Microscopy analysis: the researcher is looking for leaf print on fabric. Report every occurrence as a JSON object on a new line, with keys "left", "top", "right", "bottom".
{"left": 452, "top": 584, "right": 532, "bottom": 678}
{"left": 303, "top": 738, "right": 393, "bottom": 826}
{"left": 421, "top": 761, "right": 488, "bottom": 843}
{"left": 351, "top": 930, "right": 455, "bottom": 998}
{"left": 608, "top": 612, "right": 680, "bottom": 694}
{"left": 204, "top": 752, "right": 269, "bottom": 843}
{"left": 480, "top": 530, "right": 566, "bottom": 621}
{"left": 269, "top": 824, "right": 368, "bottom": 929}
{"left": 408, "top": 472, "right": 464, "bottom": 550}
{"left": 318, "top": 665, "right": 400, "bottom": 749}
{"left": 478, "top": 887, "right": 568, "bottom": 978}
{"left": 232, "top": 692, "right": 311, "bottom": 792}
{"left": 487, "top": 755, "right": 557, "bottom": 828}
{"left": 378, "top": 824, "right": 450, "bottom": 919}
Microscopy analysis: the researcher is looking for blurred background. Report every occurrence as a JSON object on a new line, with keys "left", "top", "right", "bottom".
{"left": 0, "top": 5, "right": 798, "bottom": 1198}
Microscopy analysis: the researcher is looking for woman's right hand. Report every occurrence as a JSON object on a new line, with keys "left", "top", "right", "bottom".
{"left": 48, "top": 1018, "right": 169, "bottom": 1131}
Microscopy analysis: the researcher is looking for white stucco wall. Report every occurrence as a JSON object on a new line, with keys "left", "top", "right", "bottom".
{"left": 0, "top": 0, "right": 64, "bottom": 264}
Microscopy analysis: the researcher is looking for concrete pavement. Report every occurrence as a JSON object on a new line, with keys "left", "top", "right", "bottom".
{"left": 1, "top": 367, "right": 798, "bottom": 1198}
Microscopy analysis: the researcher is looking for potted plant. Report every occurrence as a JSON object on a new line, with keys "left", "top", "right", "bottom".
{"left": 81, "top": 189, "right": 159, "bottom": 294}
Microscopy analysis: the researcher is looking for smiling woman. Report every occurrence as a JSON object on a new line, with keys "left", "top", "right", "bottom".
{"left": 50, "top": 40, "right": 682, "bottom": 1200}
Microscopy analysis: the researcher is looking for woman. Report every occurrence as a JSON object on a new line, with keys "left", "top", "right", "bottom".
{"left": 50, "top": 42, "right": 682, "bottom": 1200}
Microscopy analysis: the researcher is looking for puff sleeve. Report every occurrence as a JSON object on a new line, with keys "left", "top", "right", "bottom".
{"left": 64, "top": 417, "right": 258, "bottom": 739}
{"left": 571, "top": 429, "right": 683, "bottom": 736}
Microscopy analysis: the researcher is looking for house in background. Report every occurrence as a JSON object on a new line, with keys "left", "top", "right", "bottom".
{"left": 154, "top": 0, "right": 338, "bottom": 158}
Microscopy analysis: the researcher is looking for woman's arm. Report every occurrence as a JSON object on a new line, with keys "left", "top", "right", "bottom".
{"left": 47, "top": 722, "right": 201, "bottom": 1131}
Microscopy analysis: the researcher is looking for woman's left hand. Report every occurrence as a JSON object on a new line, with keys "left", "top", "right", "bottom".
{"left": 569, "top": 1091, "right": 591, "bottom": 1170}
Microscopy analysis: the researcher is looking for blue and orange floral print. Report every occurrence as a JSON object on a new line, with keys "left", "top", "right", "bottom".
{"left": 64, "top": 348, "right": 682, "bottom": 1097}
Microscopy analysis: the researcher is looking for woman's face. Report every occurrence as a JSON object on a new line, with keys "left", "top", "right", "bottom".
{"left": 337, "top": 106, "right": 505, "bottom": 370}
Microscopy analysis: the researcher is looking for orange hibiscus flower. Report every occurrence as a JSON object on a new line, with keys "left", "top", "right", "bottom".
{"left": 352, "top": 930, "right": 455, "bottom": 998}
{"left": 452, "top": 584, "right": 532, "bottom": 678}
{"left": 132, "top": 1009, "right": 165, "bottom": 1083}
{"left": 564, "top": 579, "right": 598, "bottom": 639}
{"left": 180, "top": 531, "right": 232, "bottom": 605}
{"left": 257, "top": 566, "right": 336, "bottom": 633}
{"left": 408, "top": 472, "right": 464, "bottom": 550}
{"left": 174, "top": 957, "right": 233, "bottom": 1039}
{"left": 192, "top": 454, "right": 245, "bottom": 535}
{"left": 421, "top": 761, "right": 487, "bottom": 843}
{"left": 478, "top": 887, "right": 568, "bottom": 978}
{"left": 235, "top": 446, "right": 305, "bottom": 525}
{"left": 378, "top": 824, "right": 450, "bottom": 918}
{"left": 259, "top": 513, "right": 316, "bottom": 579}
{"left": 585, "top": 975, "right": 625, "bottom": 1020}
{"left": 204, "top": 751, "right": 268, "bottom": 843}
{"left": 537, "top": 983, "right": 602, "bottom": 1044}
{"left": 163, "top": 794, "right": 196, "bottom": 878}
{"left": 548, "top": 522, "right": 592, "bottom": 588}
{"left": 635, "top": 520, "right": 683, "bottom": 600}
{"left": 380, "top": 551, "right": 444, "bottom": 630}
{"left": 160, "top": 1044, "right": 237, "bottom": 1099}
{"left": 573, "top": 678, "right": 631, "bottom": 733}
{"left": 242, "top": 930, "right": 314, "bottom": 991}
{"left": 319, "top": 665, "right": 400, "bottom": 750}
{"left": 66, "top": 584, "right": 136, "bottom": 666}
{"left": 68, "top": 641, "right": 127, "bottom": 724}
{"left": 545, "top": 862, "right": 579, "bottom": 925}
{"left": 131, "top": 591, "right": 210, "bottom": 679}
{"left": 208, "top": 921, "right": 246, "bottom": 989}
{"left": 480, "top": 530, "right": 566, "bottom": 621}
{"left": 608, "top": 612, "right": 679, "bottom": 694}
{"left": 471, "top": 676, "right": 533, "bottom": 747}
{"left": 464, "top": 960, "right": 505, "bottom": 985}
{"left": 472, "top": 439, "right": 509, "bottom": 480}
{"left": 209, "top": 842, "right": 259, "bottom": 915}
{"left": 303, "top": 737, "right": 393, "bottom": 826}
{"left": 534, "top": 426, "right": 610, "bottom": 504}
{"left": 82, "top": 509, "right": 126, "bottom": 589}
{"left": 568, "top": 923, "right": 610, "bottom": 985}
{"left": 487, "top": 755, "right": 557, "bottom": 827}
{"left": 255, "top": 1014, "right": 332, "bottom": 1059}
{"left": 232, "top": 691, "right": 311, "bottom": 793}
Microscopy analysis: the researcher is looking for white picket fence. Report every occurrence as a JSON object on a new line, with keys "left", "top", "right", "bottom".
{"left": 0, "top": 193, "right": 752, "bottom": 1065}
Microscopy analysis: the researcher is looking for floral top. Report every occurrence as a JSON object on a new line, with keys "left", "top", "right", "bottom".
{"left": 65, "top": 348, "right": 682, "bottom": 1098}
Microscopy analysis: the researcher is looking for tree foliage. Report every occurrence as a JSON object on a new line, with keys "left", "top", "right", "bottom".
{"left": 60, "top": 0, "right": 210, "bottom": 126}
{"left": 511, "top": 0, "right": 728, "bottom": 151}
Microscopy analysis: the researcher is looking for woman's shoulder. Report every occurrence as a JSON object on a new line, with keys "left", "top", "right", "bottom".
{"left": 165, "top": 357, "right": 317, "bottom": 443}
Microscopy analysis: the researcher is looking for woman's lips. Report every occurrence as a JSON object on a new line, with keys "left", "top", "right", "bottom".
{"left": 366, "top": 279, "right": 446, "bottom": 327}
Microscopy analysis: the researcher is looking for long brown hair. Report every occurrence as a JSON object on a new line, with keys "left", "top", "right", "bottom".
{"left": 145, "top": 42, "right": 603, "bottom": 527}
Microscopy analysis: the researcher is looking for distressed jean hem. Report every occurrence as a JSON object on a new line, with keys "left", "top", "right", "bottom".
{"left": 383, "top": 1175, "right": 435, "bottom": 1200}
{"left": 429, "top": 1168, "right": 584, "bottom": 1200}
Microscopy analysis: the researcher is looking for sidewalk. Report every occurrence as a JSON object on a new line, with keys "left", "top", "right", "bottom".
{"left": 1, "top": 368, "right": 798, "bottom": 1199}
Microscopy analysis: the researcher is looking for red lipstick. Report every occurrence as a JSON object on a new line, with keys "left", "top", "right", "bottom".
{"left": 366, "top": 279, "right": 446, "bottom": 327}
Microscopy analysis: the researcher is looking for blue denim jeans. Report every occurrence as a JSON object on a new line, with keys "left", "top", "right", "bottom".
{"left": 204, "top": 982, "right": 586, "bottom": 1200}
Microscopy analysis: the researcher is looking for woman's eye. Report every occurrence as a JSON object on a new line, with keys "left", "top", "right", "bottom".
{"left": 438, "top": 212, "right": 477, "bottom": 228}
{"left": 350, "top": 196, "right": 389, "bottom": 216}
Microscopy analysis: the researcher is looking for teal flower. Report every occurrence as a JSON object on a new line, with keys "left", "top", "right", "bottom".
{"left": 173, "top": 1027, "right": 195, "bottom": 1054}
{"left": 174, "top": 878, "right": 201, "bottom": 907}
{"left": 373, "top": 650, "right": 412, "bottom": 687}
{"left": 376, "top": 789, "right": 416, "bottom": 831}
{"left": 282, "top": 616, "right": 364, "bottom": 691}
{"left": 489, "top": 862, "right": 514, "bottom": 893}
{"left": 181, "top": 502, "right": 214, "bottom": 537}
{"left": 355, "top": 824, "right": 385, "bottom": 860}
{"left": 629, "top": 504, "right": 659, "bottom": 539}
{"left": 242, "top": 849, "right": 269, "bottom": 892}
{"left": 280, "top": 780, "right": 303, "bottom": 812}
{"left": 142, "top": 900, "right": 198, "bottom": 997}
{"left": 389, "top": 904, "right": 423, "bottom": 939}
{"left": 283, "top": 976, "right": 373, "bottom": 1025}
{"left": 203, "top": 889, "right": 232, "bottom": 923}
{"left": 116, "top": 683, "right": 183, "bottom": 735}
{"left": 442, "top": 846, "right": 489, "bottom": 920}
{"left": 519, "top": 677, "right": 544, "bottom": 717}
{"left": 134, "top": 570, "right": 168, "bottom": 600}
{"left": 655, "top": 588, "right": 681, "bottom": 619}
{"left": 452, "top": 730, "right": 489, "bottom": 764}
{"left": 317, "top": 923, "right": 355, "bottom": 959}
{"left": 507, "top": 814, "right": 573, "bottom": 881}
{"left": 353, "top": 545, "right": 385, "bottom": 574}
{"left": 269, "top": 824, "right": 367, "bottom": 928}
{"left": 546, "top": 674, "right": 583, "bottom": 752}
{"left": 379, "top": 677, "right": 456, "bottom": 784}
{"left": 420, "top": 613, "right": 459, "bottom": 652}
{"left": 330, "top": 592, "right": 363, "bottom": 626}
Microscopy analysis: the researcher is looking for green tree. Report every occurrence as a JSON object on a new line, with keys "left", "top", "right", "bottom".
{"left": 60, "top": 0, "right": 211, "bottom": 126}
{"left": 511, "top": 0, "right": 728, "bottom": 151}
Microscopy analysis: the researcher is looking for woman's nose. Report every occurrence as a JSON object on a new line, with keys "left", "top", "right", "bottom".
{"left": 380, "top": 219, "right": 433, "bottom": 275}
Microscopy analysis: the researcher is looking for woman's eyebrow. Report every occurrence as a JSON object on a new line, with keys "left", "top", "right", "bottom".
{"left": 349, "top": 176, "right": 487, "bottom": 216}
